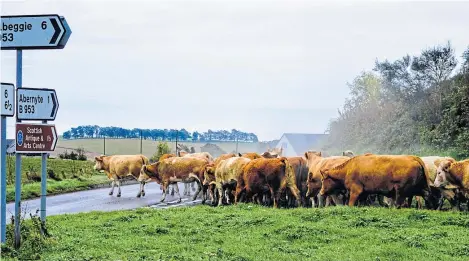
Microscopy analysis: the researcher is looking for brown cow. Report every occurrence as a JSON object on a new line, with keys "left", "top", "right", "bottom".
{"left": 286, "top": 157, "right": 309, "bottom": 207}
{"left": 235, "top": 157, "right": 300, "bottom": 208}
{"left": 94, "top": 154, "right": 149, "bottom": 198}
{"left": 434, "top": 159, "right": 469, "bottom": 208}
{"left": 320, "top": 154, "right": 434, "bottom": 208}
{"left": 305, "top": 154, "right": 350, "bottom": 207}
{"left": 139, "top": 157, "right": 211, "bottom": 203}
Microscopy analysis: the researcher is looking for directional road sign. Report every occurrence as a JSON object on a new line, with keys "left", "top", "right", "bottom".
{"left": 15, "top": 123, "right": 58, "bottom": 153}
{"left": 16, "top": 87, "right": 59, "bottom": 121}
{"left": 1, "top": 14, "right": 71, "bottom": 50}
{"left": 1, "top": 83, "right": 15, "bottom": 117}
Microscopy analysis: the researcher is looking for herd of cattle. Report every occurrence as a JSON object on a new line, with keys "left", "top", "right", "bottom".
{"left": 92, "top": 148, "right": 469, "bottom": 210}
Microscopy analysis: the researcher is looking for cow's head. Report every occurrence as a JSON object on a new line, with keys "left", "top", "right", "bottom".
{"left": 242, "top": 153, "right": 262, "bottom": 160}
{"left": 94, "top": 155, "right": 106, "bottom": 171}
{"left": 203, "top": 163, "right": 216, "bottom": 186}
{"left": 319, "top": 169, "right": 339, "bottom": 196}
{"left": 434, "top": 159, "right": 454, "bottom": 188}
{"left": 138, "top": 162, "right": 161, "bottom": 183}
{"left": 261, "top": 151, "right": 277, "bottom": 158}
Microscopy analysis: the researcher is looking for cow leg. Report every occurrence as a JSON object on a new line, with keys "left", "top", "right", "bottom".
{"left": 109, "top": 180, "right": 116, "bottom": 196}
{"left": 137, "top": 181, "right": 145, "bottom": 198}
{"left": 160, "top": 182, "right": 169, "bottom": 202}
{"left": 191, "top": 181, "right": 196, "bottom": 192}
{"left": 173, "top": 183, "right": 182, "bottom": 203}
{"left": 170, "top": 184, "right": 175, "bottom": 196}
{"left": 348, "top": 185, "right": 363, "bottom": 207}
{"left": 217, "top": 184, "right": 224, "bottom": 206}
{"left": 192, "top": 179, "right": 203, "bottom": 201}
{"left": 116, "top": 180, "right": 122, "bottom": 197}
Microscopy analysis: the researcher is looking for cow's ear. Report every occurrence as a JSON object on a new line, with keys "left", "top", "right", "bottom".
{"left": 434, "top": 159, "right": 442, "bottom": 168}
{"left": 443, "top": 160, "right": 452, "bottom": 171}
{"left": 238, "top": 153, "right": 242, "bottom": 157}
{"left": 95, "top": 156, "right": 103, "bottom": 162}
{"left": 304, "top": 152, "right": 309, "bottom": 160}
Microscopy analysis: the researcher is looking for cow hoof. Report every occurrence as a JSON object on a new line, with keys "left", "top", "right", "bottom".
{"left": 177, "top": 199, "right": 182, "bottom": 203}
{"left": 117, "top": 193, "right": 121, "bottom": 198}
{"left": 142, "top": 192, "right": 146, "bottom": 197}
{"left": 109, "top": 192, "right": 113, "bottom": 196}
{"left": 160, "top": 199, "right": 165, "bottom": 203}
{"left": 137, "top": 194, "right": 141, "bottom": 198}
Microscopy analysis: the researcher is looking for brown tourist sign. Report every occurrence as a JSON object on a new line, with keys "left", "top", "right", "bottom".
{"left": 15, "top": 123, "right": 57, "bottom": 153}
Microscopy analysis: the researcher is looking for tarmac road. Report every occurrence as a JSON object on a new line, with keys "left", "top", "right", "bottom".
{"left": 5, "top": 182, "right": 203, "bottom": 223}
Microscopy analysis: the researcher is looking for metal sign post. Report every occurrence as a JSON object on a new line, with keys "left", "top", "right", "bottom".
{"left": 14, "top": 49, "right": 22, "bottom": 249}
{"left": 1, "top": 13, "right": 71, "bottom": 248}
{"left": 0, "top": 82, "right": 15, "bottom": 243}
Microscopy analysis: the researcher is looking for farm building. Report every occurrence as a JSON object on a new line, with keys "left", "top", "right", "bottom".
{"left": 274, "top": 133, "right": 328, "bottom": 157}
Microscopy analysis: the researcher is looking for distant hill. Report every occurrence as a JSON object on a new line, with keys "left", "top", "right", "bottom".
{"left": 56, "top": 138, "right": 274, "bottom": 159}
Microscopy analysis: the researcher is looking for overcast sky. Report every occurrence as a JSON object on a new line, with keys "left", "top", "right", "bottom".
{"left": 1, "top": 0, "right": 469, "bottom": 141}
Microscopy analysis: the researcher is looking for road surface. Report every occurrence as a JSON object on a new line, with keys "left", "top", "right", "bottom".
{"left": 5, "top": 182, "right": 203, "bottom": 223}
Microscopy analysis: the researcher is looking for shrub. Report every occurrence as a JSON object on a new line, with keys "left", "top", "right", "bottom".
{"left": 150, "top": 142, "right": 172, "bottom": 163}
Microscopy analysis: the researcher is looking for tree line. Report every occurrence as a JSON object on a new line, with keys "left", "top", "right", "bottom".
{"left": 324, "top": 42, "right": 469, "bottom": 159}
{"left": 62, "top": 126, "right": 259, "bottom": 142}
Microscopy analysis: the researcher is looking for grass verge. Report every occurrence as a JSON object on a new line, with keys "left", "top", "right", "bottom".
{"left": 6, "top": 175, "right": 112, "bottom": 202}
{"left": 2, "top": 205, "right": 469, "bottom": 260}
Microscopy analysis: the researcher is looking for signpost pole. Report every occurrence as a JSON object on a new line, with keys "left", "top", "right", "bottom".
{"left": 0, "top": 116, "right": 6, "bottom": 243}
{"left": 40, "top": 120, "right": 47, "bottom": 224}
{"left": 1, "top": 83, "right": 16, "bottom": 243}
{"left": 14, "top": 49, "right": 22, "bottom": 249}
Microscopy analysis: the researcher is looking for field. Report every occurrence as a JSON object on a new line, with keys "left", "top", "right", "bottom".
{"left": 4, "top": 157, "right": 110, "bottom": 202}
{"left": 56, "top": 138, "right": 272, "bottom": 159}
{"left": 2, "top": 205, "right": 469, "bottom": 260}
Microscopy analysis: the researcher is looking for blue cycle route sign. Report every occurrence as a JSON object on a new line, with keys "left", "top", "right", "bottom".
{"left": 17, "top": 130, "right": 23, "bottom": 147}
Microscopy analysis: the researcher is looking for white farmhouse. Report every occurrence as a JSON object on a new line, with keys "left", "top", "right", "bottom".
{"left": 274, "top": 133, "right": 328, "bottom": 157}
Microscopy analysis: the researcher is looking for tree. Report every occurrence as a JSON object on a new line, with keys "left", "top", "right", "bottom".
{"left": 150, "top": 142, "right": 171, "bottom": 163}
{"left": 63, "top": 131, "right": 71, "bottom": 139}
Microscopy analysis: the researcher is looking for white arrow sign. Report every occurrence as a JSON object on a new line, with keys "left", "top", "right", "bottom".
{"left": 1, "top": 83, "right": 15, "bottom": 117}
{"left": 16, "top": 88, "right": 59, "bottom": 121}
{"left": 0, "top": 14, "right": 69, "bottom": 49}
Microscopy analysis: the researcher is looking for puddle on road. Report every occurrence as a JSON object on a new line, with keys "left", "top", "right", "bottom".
{"left": 151, "top": 198, "right": 213, "bottom": 209}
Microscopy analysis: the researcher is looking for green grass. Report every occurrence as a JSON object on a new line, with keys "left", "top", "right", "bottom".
{"left": 4, "top": 157, "right": 111, "bottom": 202}
{"left": 57, "top": 138, "right": 268, "bottom": 158}
{"left": 6, "top": 175, "right": 111, "bottom": 202}
{"left": 3, "top": 205, "right": 469, "bottom": 260}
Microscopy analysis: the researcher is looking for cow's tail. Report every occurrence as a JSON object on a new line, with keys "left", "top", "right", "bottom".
{"left": 280, "top": 157, "right": 300, "bottom": 200}
{"left": 141, "top": 155, "right": 149, "bottom": 166}
{"left": 413, "top": 156, "right": 435, "bottom": 209}
{"left": 413, "top": 156, "right": 432, "bottom": 190}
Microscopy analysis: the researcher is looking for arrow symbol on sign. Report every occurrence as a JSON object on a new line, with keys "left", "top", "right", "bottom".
{"left": 49, "top": 18, "right": 61, "bottom": 45}
{"left": 50, "top": 92, "right": 57, "bottom": 118}
{"left": 51, "top": 126, "right": 57, "bottom": 150}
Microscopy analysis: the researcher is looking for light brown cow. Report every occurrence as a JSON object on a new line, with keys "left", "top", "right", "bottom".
{"left": 94, "top": 154, "right": 149, "bottom": 198}
{"left": 241, "top": 153, "right": 263, "bottom": 160}
{"left": 421, "top": 156, "right": 459, "bottom": 210}
{"left": 235, "top": 157, "right": 300, "bottom": 208}
{"left": 211, "top": 157, "right": 251, "bottom": 206}
{"left": 434, "top": 159, "right": 469, "bottom": 203}
{"left": 183, "top": 152, "right": 214, "bottom": 163}
{"left": 138, "top": 157, "right": 210, "bottom": 203}
{"left": 320, "top": 154, "right": 434, "bottom": 208}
